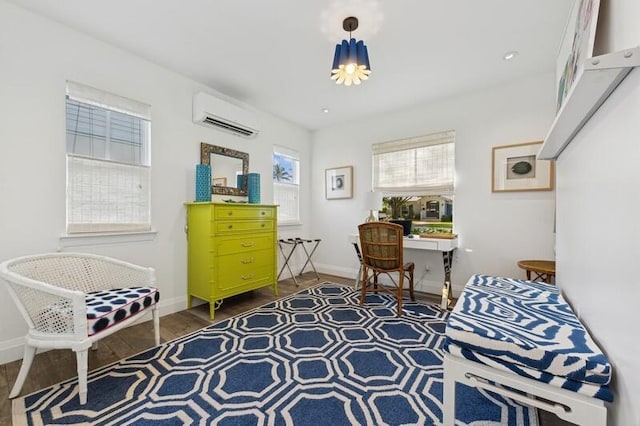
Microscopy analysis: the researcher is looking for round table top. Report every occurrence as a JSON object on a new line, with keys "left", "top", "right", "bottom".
{"left": 517, "top": 260, "right": 556, "bottom": 274}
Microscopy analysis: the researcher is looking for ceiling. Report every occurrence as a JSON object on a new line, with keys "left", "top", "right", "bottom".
{"left": 10, "top": 0, "right": 573, "bottom": 130}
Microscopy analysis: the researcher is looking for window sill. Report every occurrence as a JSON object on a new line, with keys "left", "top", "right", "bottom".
{"left": 59, "top": 230, "right": 158, "bottom": 248}
{"left": 278, "top": 221, "right": 302, "bottom": 227}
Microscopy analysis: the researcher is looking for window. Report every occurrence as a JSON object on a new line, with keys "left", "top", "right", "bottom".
{"left": 373, "top": 131, "right": 455, "bottom": 226}
{"left": 273, "top": 147, "right": 300, "bottom": 225}
{"left": 65, "top": 81, "right": 151, "bottom": 234}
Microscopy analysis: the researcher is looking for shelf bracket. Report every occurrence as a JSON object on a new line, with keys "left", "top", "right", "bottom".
{"left": 538, "top": 46, "right": 640, "bottom": 160}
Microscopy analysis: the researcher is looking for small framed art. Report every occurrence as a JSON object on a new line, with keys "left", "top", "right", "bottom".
{"left": 492, "top": 142, "right": 554, "bottom": 192}
{"left": 555, "top": 0, "right": 600, "bottom": 111}
{"left": 325, "top": 166, "right": 353, "bottom": 199}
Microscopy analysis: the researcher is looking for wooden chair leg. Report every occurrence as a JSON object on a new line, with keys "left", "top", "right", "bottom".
{"left": 408, "top": 270, "right": 415, "bottom": 301}
{"left": 397, "top": 273, "right": 404, "bottom": 316}
{"left": 359, "top": 266, "right": 368, "bottom": 306}
{"left": 9, "top": 344, "right": 36, "bottom": 398}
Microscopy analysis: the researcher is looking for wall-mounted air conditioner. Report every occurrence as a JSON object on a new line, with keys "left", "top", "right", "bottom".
{"left": 192, "top": 92, "right": 260, "bottom": 138}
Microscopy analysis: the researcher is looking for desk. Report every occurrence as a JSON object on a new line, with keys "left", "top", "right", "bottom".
{"left": 349, "top": 234, "right": 458, "bottom": 309}
{"left": 517, "top": 259, "right": 556, "bottom": 284}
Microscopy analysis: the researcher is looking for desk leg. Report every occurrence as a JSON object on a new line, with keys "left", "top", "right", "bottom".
{"left": 440, "top": 250, "right": 454, "bottom": 310}
{"left": 352, "top": 242, "right": 363, "bottom": 290}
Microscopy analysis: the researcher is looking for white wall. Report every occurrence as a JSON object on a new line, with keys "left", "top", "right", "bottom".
{"left": 0, "top": 0, "right": 312, "bottom": 364}
{"left": 311, "top": 73, "right": 557, "bottom": 294}
{"left": 555, "top": 1, "right": 640, "bottom": 424}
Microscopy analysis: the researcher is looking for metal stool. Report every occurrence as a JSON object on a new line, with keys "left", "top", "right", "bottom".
{"left": 277, "top": 238, "right": 321, "bottom": 286}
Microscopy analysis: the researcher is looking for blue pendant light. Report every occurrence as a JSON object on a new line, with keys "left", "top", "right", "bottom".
{"left": 330, "top": 16, "right": 371, "bottom": 86}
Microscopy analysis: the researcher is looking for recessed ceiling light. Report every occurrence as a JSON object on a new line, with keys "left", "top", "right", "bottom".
{"left": 321, "top": 108, "right": 330, "bottom": 113}
{"left": 503, "top": 51, "right": 519, "bottom": 61}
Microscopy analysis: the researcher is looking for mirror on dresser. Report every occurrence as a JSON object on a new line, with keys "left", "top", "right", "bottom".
{"left": 200, "top": 143, "right": 249, "bottom": 196}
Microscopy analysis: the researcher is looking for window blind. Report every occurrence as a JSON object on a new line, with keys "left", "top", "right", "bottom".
{"left": 66, "top": 156, "right": 151, "bottom": 233}
{"left": 65, "top": 82, "right": 151, "bottom": 234}
{"left": 373, "top": 131, "right": 455, "bottom": 195}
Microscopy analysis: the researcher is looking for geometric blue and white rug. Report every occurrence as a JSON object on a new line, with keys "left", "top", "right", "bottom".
{"left": 13, "top": 283, "right": 537, "bottom": 425}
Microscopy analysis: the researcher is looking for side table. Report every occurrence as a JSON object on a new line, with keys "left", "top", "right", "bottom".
{"left": 517, "top": 259, "right": 556, "bottom": 284}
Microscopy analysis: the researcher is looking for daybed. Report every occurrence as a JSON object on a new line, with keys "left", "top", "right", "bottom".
{"left": 443, "top": 274, "right": 613, "bottom": 426}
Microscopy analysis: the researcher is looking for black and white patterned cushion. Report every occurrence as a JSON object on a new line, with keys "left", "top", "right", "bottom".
{"left": 86, "top": 287, "right": 160, "bottom": 336}
{"left": 445, "top": 275, "right": 613, "bottom": 401}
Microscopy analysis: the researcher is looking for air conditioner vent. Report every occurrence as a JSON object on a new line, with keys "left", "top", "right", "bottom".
{"left": 193, "top": 92, "right": 259, "bottom": 138}
{"left": 202, "top": 116, "right": 255, "bottom": 137}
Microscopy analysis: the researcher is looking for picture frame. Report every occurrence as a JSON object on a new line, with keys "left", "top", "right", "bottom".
{"left": 555, "top": 0, "right": 600, "bottom": 112}
{"left": 492, "top": 142, "right": 554, "bottom": 192}
{"left": 213, "top": 177, "right": 227, "bottom": 187}
{"left": 325, "top": 166, "right": 353, "bottom": 199}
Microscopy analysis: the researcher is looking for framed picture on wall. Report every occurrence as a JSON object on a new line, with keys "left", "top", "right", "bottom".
{"left": 555, "top": 0, "right": 600, "bottom": 111}
{"left": 492, "top": 142, "right": 554, "bottom": 192}
{"left": 325, "top": 166, "right": 353, "bottom": 199}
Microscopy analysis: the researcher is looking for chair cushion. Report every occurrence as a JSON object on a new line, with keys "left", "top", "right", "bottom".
{"left": 445, "top": 275, "right": 611, "bottom": 386}
{"left": 86, "top": 287, "right": 159, "bottom": 336}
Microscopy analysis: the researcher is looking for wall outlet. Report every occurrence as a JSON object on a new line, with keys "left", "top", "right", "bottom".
{"left": 425, "top": 264, "right": 430, "bottom": 272}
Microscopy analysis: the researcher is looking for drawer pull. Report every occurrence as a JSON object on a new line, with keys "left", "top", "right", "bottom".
{"left": 261, "top": 223, "right": 265, "bottom": 228}
{"left": 241, "top": 241, "right": 255, "bottom": 247}
{"left": 241, "top": 273, "right": 255, "bottom": 280}
{"left": 228, "top": 211, "right": 233, "bottom": 216}
{"left": 228, "top": 224, "right": 233, "bottom": 229}
{"left": 261, "top": 211, "right": 266, "bottom": 216}
{"left": 240, "top": 257, "right": 255, "bottom": 264}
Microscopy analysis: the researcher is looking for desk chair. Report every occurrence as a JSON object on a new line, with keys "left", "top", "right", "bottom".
{"left": 358, "top": 222, "right": 415, "bottom": 316}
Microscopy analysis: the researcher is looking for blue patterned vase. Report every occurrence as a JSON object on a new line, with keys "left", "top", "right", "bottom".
{"left": 195, "top": 164, "right": 211, "bottom": 202}
{"left": 247, "top": 173, "right": 260, "bottom": 204}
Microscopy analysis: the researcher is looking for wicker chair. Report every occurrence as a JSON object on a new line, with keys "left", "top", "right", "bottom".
{"left": 0, "top": 252, "right": 160, "bottom": 404}
{"left": 358, "top": 222, "right": 415, "bottom": 316}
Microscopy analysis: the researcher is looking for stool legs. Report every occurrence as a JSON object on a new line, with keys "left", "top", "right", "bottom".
{"left": 278, "top": 238, "right": 322, "bottom": 286}
{"left": 297, "top": 238, "right": 321, "bottom": 280}
{"left": 278, "top": 239, "right": 300, "bottom": 286}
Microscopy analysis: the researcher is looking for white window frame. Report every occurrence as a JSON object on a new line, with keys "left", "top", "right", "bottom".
{"left": 273, "top": 146, "right": 300, "bottom": 226}
{"left": 65, "top": 81, "right": 152, "bottom": 236}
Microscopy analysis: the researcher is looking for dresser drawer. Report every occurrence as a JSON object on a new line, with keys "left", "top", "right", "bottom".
{"left": 214, "top": 206, "right": 274, "bottom": 220}
{"left": 217, "top": 265, "right": 274, "bottom": 293}
{"left": 216, "top": 248, "right": 273, "bottom": 272}
{"left": 215, "top": 234, "right": 274, "bottom": 255}
{"left": 214, "top": 219, "right": 273, "bottom": 234}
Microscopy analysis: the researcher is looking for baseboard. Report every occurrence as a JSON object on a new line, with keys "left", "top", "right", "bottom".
{"left": 315, "top": 263, "right": 358, "bottom": 280}
{"left": 0, "top": 336, "right": 26, "bottom": 365}
{"left": 158, "top": 295, "right": 187, "bottom": 316}
{"left": 316, "top": 263, "right": 459, "bottom": 298}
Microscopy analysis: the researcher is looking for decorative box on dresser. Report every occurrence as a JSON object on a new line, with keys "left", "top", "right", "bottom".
{"left": 185, "top": 202, "right": 278, "bottom": 319}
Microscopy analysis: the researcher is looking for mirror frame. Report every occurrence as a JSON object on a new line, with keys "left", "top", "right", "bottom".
{"left": 200, "top": 142, "right": 249, "bottom": 196}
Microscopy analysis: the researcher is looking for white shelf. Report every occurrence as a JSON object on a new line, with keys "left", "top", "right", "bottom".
{"left": 538, "top": 46, "right": 640, "bottom": 160}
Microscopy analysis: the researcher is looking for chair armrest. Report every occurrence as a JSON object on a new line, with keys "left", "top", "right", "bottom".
{"left": 1, "top": 268, "right": 85, "bottom": 336}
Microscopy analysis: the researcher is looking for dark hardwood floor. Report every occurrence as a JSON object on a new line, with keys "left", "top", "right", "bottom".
{"left": 0, "top": 273, "right": 567, "bottom": 425}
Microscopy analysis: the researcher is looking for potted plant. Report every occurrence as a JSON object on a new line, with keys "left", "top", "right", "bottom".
{"left": 383, "top": 196, "right": 413, "bottom": 235}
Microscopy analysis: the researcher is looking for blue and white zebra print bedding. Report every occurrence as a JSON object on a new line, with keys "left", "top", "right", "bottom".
{"left": 445, "top": 275, "right": 613, "bottom": 401}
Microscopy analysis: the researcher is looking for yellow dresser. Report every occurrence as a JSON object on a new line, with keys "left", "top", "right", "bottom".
{"left": 185, "top": 202, "right": 278, "bottom": 319}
